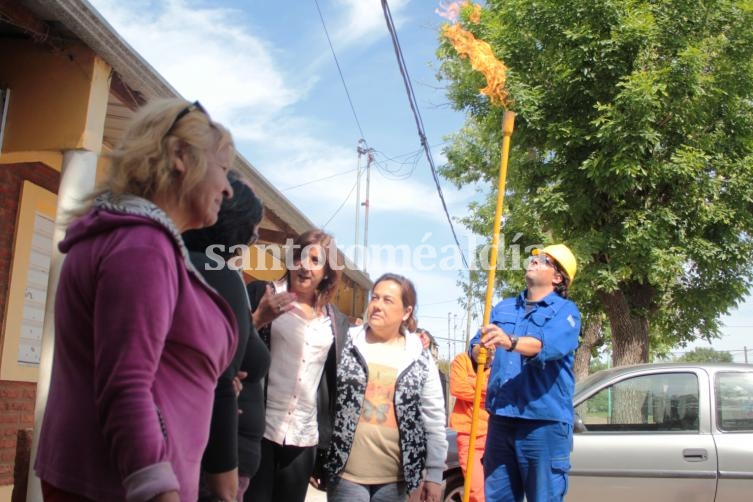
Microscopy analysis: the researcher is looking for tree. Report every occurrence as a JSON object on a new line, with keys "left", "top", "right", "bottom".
{"left": 574, "top": 313, "right": 606, "bottom": 381}
{"left": 438, "top": 0, "right": 753, "bottom": 366}
{"left": 677, "top": 347, "right": 734, "bottom": 363}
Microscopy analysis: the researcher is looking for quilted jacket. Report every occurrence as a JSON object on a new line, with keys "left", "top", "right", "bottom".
{"left": 326, "top": 326, "right": 447, "bottom": 493}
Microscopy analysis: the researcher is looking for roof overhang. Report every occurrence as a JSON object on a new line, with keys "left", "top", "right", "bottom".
{"left": 2, "top": 0, "right": 371, "bottom": 291}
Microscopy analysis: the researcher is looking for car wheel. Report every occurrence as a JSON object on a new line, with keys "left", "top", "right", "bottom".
{"left": 443, "top": 470, "right": 464, "bottom": 502}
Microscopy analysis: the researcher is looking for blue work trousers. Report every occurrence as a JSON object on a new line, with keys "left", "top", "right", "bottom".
{"left": 484, "top": 416, "right": 572, "bottom": 502}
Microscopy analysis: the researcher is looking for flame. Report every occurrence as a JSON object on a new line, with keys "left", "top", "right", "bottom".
{"left": 468, "top": 3, "right": 482, "bottom": 23}
{"left": 435, "top": 1, "right": 462, "bottom": 22}
{"left": 439, "top": 2, "right": 508, "bottom": 108}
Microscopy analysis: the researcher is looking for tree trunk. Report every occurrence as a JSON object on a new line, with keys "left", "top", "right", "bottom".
{"left": 599, "top": 289, "right": 650, "bottom": 366}
{"left": 573, "top": 315, "right": 604, "bottom": 382}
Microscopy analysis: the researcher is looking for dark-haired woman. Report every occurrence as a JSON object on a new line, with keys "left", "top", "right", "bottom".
{"left": 326, "top": 273, "right": 447, "bottom": 502}
{"left": 182, "top": 172, "right": 270, "bottom": 502}
{"left": 244, "top": 229, "right": 350, "bottom": 502}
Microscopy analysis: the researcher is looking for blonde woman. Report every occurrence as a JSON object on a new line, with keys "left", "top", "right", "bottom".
{"left": 326, "top": 273, "right": 447, "bottom": 502}
{"left": 35, "top": 99, "right": 237, "bottom": 502}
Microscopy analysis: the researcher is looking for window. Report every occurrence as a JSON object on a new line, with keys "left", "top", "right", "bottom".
{"left": 716, "top": 372, "right": 753, "bottom": 432}
{"left": 575, "top": 372, "right": 699, "bottom": 433}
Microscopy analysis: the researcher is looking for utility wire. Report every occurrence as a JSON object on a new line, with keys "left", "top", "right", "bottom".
{"left": 374, "top": 142, "right": 447, "bottom": 163}
{"left": 281, "top": 168, "right": 358, "bottom": 192}
{"left": 380, "top": 0, "right": 469, "bottom": 270}
{"left": 313, "top": 0, "right": 366, "bottom": 140}
{"left": 322, "top": 178, "right": 360, "bottom": 229}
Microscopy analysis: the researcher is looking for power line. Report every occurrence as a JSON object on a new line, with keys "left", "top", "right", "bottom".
{"left": 380, "top": 0, "right": 469, "bottom": 270}
{"left": 313, "top": 0, "right": 366, "bottom": 140}
{"left": 281, "top": 168, "right": 358, "bottom": 192}
{"left": 322, "top": 178, "right": 360, "bottom": 229}
{"left": 374, "top": 142, "right": 447, "bottom": 162}
{"left": 371, "top": 143, "right": 449, "bottom": 180}
{"left": 372, "top": 149, "right": 422, "bottom": 180}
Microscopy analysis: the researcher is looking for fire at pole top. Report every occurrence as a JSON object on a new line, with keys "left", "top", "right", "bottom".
{"left": 437, "top": 1, "right": 509, "bottom": 109}
{"left": 436, "top": 4, "right": 514, "bottom": 502}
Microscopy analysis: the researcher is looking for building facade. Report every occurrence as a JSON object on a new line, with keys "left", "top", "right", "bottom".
{"left": 0, "top": 2, "right": 371, "bottom": 500}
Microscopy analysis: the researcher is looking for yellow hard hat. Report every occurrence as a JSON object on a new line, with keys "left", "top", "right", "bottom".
{"left": 532, "top": 244, "right": 577, "bottom": 283}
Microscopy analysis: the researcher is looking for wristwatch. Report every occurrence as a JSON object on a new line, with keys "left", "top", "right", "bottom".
{"left": 506, "top": 335, "right": 519, "bottom": 352}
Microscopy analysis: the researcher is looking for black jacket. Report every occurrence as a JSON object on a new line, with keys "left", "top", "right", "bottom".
{"left": 190, "top": 252, "right": 250, "bottom": 474}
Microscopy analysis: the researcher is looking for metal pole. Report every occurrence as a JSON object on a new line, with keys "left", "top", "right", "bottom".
{"left": 463, "top": 111, "right": 515, "bottom": 502}
{"left": 465, "top": 274, "right": 474, "bottom": 348}
{"left": 448, "top": 312, "right": 452, "bottom": 348}
{"left": 451, "top": 313, "right": 457, "bottom": 356}
{"left": 354, "top": 139, "right": 366, "bottom": 269}
{"left": 362, "top": 149, "right": 373, "bottom": 273}
{"left": 745, "top": 346, "right": 749, "bottom": 364}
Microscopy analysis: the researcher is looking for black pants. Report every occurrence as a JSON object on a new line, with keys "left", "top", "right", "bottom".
{"left": 245, "top": 438, "right": 317, "bottom": 502}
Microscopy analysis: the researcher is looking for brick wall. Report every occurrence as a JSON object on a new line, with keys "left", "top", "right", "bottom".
{"left": 0, "top": 162, "right": 60, "bottom": 490}
{"left": 0, "top": 382, "right": 34, "bottom": 485}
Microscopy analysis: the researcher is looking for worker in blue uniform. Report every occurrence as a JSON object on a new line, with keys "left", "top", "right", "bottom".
{"left": 469, "top": 244, "right": 581, "bottom": 502}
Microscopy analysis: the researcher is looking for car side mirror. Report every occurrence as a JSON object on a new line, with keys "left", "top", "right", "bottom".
{"left": 574, "top": 413, "right": 587, "bottom": 433}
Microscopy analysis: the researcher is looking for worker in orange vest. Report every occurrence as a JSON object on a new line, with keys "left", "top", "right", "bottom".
{"left": 449, "top": 349, "right": 493, "bottom": 502}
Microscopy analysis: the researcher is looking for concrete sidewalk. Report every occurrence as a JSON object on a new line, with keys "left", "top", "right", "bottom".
{"left": 305, "top": 484, "right": 327, "bottom": 502}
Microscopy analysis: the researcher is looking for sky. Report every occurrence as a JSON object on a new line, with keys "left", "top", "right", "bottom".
{"left": 86, "top": 0, "right": 753, "bottom": 363}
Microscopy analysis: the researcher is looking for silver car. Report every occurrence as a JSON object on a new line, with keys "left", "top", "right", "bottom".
{"left": 571, "top": 362, "right": 753, "bottom": 501}
{"left": 443, "top": 363, "right": 753, "bottom": 502}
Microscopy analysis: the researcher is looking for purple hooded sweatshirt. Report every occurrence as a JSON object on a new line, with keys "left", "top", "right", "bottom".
{"left": 34, "top": 195, "right": 237, "bottom": 501}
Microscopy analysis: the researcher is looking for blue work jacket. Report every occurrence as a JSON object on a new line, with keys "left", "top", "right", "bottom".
{"left": 470, "top": 290, "right": 581, "bottom": 425}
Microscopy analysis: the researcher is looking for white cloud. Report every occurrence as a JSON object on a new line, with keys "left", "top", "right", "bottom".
{"left": 89, "top": 0, "right": 305, "bottom": 140}
{"left": 331, "top": 0, "right": 411, "bottom": 47}
{"left": 89, "top": 0, "right": 477, "bottom": 235}
{"left": 89, "top": 0, "right": 467, "bottom": 226}
{"left": 256, "top": 141, "right": 476, "bottom": 229}
{"left": 86, "top": 0, "right": 477, "bottom": 354}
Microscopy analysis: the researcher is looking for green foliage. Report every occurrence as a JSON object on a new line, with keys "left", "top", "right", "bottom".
{"left": 589, "top": 358, "right": 610, "bottom": 374}
{"left": 586, "top": 388, "right": 610, "bottom": 417}
{"left": 438, "top": 0, "right": 753, "bottom": 357}
{"left": 676, "top": 346, "right": 734, "bottom": 363}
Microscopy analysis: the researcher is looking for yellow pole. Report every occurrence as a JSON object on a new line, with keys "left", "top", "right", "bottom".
{"left": 462, "top": 110, "right": 515, "bottom": 502}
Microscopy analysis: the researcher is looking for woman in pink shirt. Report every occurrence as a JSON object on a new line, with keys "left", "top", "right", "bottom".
{"left": 35, "top": 99, "right": 238, "bottom": 502}
{"left": 245, "top": 230, "right": 349, "bottom": 502}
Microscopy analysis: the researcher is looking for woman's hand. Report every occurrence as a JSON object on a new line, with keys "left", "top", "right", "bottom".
{"left": 308, "top": 475, "right": 323, "bottom": 490}
{"left": 408, "top": 481, "right": 442, "bottom": 502}
{"left": 252, "top": 284, "right": 296, "bottom": 328}
{"left": 232, "top": 370, "right": 247, "bottom": 397}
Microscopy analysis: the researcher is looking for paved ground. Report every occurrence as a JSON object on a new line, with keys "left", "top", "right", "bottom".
{"left": 305, "top": 485, "right": 327, "bottom": 502}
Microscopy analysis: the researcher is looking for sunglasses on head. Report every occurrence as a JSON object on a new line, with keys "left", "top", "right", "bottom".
{"left": 166, "top": 100, "right": 208, "bottom": 135}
